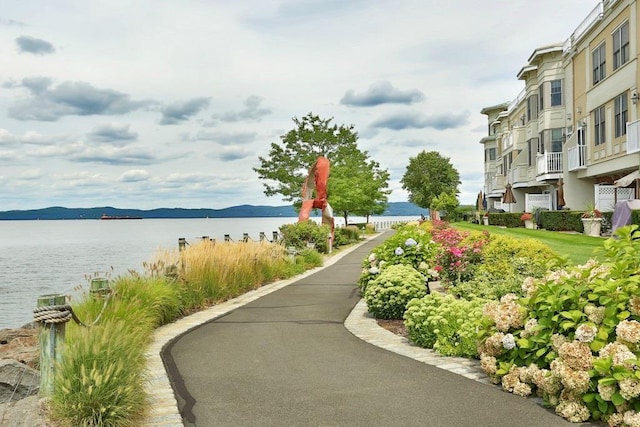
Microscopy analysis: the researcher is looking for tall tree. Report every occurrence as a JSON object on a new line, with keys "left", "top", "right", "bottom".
{"left": 254, "top": 113, "right": 389, "bottom": 223}
{"left": 400, "top": 151, "right": 460, "bottom": 209}
{"left": 329, "top": 151, "right": 390, "bottom": 224}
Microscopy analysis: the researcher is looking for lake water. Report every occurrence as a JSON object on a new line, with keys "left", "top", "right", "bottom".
{"left": 0, "top": 216, "right": 413, "bottom": 329}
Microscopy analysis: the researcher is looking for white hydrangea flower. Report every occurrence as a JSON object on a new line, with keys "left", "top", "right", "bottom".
{"left": 404, "top": 238, "right": 417, "bottom": 247}
{"left": 502, "top": 333, "right": 516, "bottom": 350}
{"left": 575, "top": 323, "right": 597, "bottom": 343}
{"left": 368, "top": 253, "right": 376, "bottom": 262}
{"left": 418, "top": 261, "right": 429, "bottom": 270}
{"left": 394, "top": 247, "right": 404, "bottom": 256}
{"left": 368, "top": 266, "right": 379, "bottom": 275}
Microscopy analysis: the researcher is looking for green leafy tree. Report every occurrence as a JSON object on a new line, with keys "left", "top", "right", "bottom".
{"left": 254, "top": 113, "right": 390, "bottom": 223}
{"left": 329, "top": 150, "right": 390, "bottom": 224}
{"left": 400, "top": 151, "right": 460, "bottom": 209}
{"left": 431, "top": 192, "right": 459, "bottom": 220}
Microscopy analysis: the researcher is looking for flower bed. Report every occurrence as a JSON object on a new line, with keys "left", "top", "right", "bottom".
{"left": 358, "top": 221, "right": 640, "bottom": 424}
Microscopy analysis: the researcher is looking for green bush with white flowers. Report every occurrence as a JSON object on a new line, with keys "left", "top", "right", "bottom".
{"left": 404, "top": 293, "right": 488, "bottom": 358}
{"left": 363, "top": 264, "right": 428, "bottom": 320}
{"left": 359, "top": 224, "right": 439, "bottom": 292}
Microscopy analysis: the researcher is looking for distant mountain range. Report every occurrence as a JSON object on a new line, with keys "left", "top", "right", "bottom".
{"left": 0, "top": 202, "right": 426, "bottom": 220}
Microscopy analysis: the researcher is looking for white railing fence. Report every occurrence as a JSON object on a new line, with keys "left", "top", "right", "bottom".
{"left": 525, "top": 194, "right": 552, "bottom": 212}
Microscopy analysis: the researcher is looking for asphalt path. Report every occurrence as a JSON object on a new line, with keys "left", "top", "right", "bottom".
{"left": 163, "top": 232, "right": 579, "bottom": 427}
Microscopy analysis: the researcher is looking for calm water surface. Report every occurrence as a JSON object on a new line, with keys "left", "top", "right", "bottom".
{"left": 0, "top": 216, "right": 411, "bottom": 328}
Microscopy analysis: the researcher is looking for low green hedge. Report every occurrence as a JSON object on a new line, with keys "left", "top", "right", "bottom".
{"left": 539, "top": 210, "right": 583, "bottom": 231}
{"left": 487, "top": 212, "right": 521, "bottom": 228}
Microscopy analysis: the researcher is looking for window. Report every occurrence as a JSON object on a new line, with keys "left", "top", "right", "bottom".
{"left": 538, "top": 83, "right": 544, "bottom": 110}
{"left": 538, "top": 131, "right": 545, "bottom": 154}
{"left": 613, "top": 22, "right": 629, "bottom": 70}
{"left": 527, "top": 95, "right": 538, "bottom": 121}
{"left": 593, "top": 43, "right": 606, "bottom": 85}
{"left": 615, "top": 92, "right": 628, "bottom": 138}
{"left": 551, "top": 128, "right": 563, "bottom": 152}
{"left": 485, "top": 147, "right": 496, "bottom": 161}
{"left": 550, "top": 80, "right": 563, "bottom": 106}
{"left": 527, "top": 138, "right": 538, "bottom": 166}
{"left": 594, "top": 105, "right": 606, "bottom": 145}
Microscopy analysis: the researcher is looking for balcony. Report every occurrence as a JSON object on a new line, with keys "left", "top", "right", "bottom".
{"left": 536, "top": 152, "right": 562, "bottom": 181}
{"left": 567, "top": 145, "right": 587, "bottom": 171}
{"left": 508, "top": 165, "right": 530, "bottom": 187}
{"left": 491, "top": 174, "right": 506, "bottom": 191}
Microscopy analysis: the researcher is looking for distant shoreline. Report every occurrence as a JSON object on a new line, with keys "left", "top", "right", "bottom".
{"left": 0, "top": 202, "right": 426, "bottom": 221}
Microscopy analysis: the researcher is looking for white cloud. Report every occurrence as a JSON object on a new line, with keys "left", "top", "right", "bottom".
{"left": 118, "top": 169, "right": 150, "bottom": 182}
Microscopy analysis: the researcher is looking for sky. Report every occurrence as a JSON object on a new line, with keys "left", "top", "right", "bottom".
{"left": 0, "top": 0, "right": 601, "bottom": 211}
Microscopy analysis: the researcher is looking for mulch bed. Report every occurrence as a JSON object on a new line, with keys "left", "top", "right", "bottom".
{"left": 376, "top": 319, "right": 408, "bottom": 337}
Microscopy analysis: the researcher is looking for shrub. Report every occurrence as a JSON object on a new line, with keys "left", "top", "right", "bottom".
{"left": 363, "top": 264, "right": 427, "bottom": 319}
{"left": 476, "top": 226, "right": 640, "bottom": 424}
{"left": 487, "top": 212, "right": 521, "bottom": 228}
{"left": 539, "top": 210, "right": 582, "bottom": 231}
{"left": 358, "top": 223, "right": 439, "bottom": 291}
{"left": 279, "top": 220, "right": 331, "bottom": 253}
{"left": 404, "top": 293, "right": 488, "bottom": 358}
{"left": 449, "top": 235, "right": 565, "bottom": 300}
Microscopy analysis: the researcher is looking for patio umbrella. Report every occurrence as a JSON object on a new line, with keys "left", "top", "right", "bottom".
{"left": 557, "top": 178, "right": 566, "bottom": 209}
{"left": 502, "top": 183, "right": 516, "bottom": 212}
{"left": 476, "top": 191, "right": 484, "bottom": 211}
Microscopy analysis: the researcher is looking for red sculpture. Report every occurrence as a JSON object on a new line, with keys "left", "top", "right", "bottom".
{"left": 298, "top": 156, "right": 334, "bottom": 242}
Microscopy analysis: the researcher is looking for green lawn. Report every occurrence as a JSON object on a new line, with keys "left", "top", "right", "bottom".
{"left": 452, "top": 222, "right": 607, "bottom": 266}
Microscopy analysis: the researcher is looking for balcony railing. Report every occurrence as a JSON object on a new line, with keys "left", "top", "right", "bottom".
{"left": 492, "top": 174, "right": 505, "bottom": 191}
{"left": 537, "top": 152, "right": 562, "bottom": 176}
{"left": 508, "top": 165, "right": 530, "bottom": 185}
{"left": 563, "top": 2, "right": 604, "bottom": 54}
{"left": 567, "top": 145, "right": 587, "bottom": 171}
{"left": 628, "top": 120, "right": 640, "bottom": 154}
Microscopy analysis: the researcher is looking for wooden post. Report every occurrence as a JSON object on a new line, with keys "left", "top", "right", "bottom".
{"left": 224, "top": 234, "right": 231, "bottom": 242}
{"left": 90, "top": 278, "right": 110, "bottom": 298}
{"left": 259, "top": 232, "right": 266, "bottom": 241}
{"left": 37, "top": 294, "right": 67, "bottom": 397}
{"left": 202, "top": 236, "right": 209, "bottom": 241}
{"left": 272, "top": 231, "right": 279, "bottom": 242}
{"left": 243, "top": 233, "right": 249, "bottom": 242}
{"left": 178, "top": 238, "right": 186, "bottom": 252}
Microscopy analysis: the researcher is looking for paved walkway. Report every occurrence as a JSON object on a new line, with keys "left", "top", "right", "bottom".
{"left": 145, "top": 232, "right": 579, "bottom": 427}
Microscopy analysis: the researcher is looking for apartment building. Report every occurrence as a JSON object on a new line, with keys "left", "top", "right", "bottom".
{"left": 481, "top": 0, "right": 640, "bottom": 214}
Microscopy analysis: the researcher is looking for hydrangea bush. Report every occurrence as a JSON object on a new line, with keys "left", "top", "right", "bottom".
{"left": 363, "top": 264, "right": 428, "bottom": 320}
{"left": 477, "top": 226, "right": 640, "bottom": 425}
{"left": 404, "top": 293, "right": 488, "bottom": 357}
{"left": 359, "top": 223, "right": 439, "bottom": 291}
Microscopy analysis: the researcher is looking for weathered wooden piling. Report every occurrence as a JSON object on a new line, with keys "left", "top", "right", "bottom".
{"left": 36, "top": 294, "right": 67, "bottom": 396}
{"left": 90, "top": 277, "right": 110, "bottom": 298}
{"left": 178, "top": 237, "right": 186, "bottom": 252}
